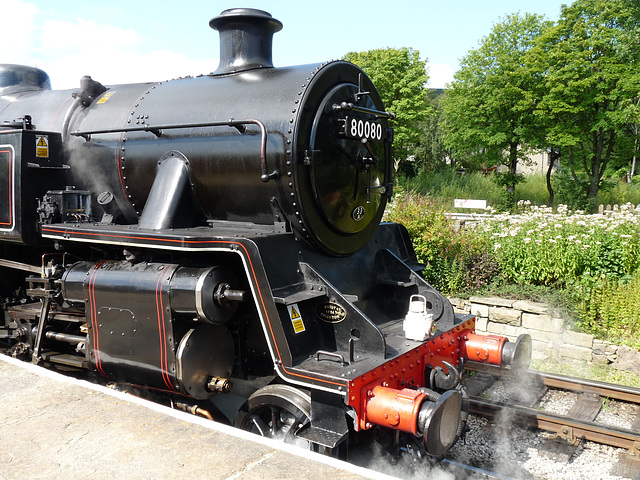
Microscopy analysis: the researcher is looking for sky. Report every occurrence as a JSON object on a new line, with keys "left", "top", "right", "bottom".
{"left": 5, "top": 0, "right": 569, "bottom": 90}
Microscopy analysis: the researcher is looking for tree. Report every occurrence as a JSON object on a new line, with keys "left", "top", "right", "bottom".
{"left": 343, "top": 48, "right": 429, "bottom": 170}
{"left": 414, "top": 93, "right": 451, "bottom": 174}
{"left": 620, "top": 94, "right": 640, "bottom": 182}
{"left": 535, "top": 0, "right": 640, "bottom": 205}
{"left": 441, "top": 13, "right": 552, "bottom": 208}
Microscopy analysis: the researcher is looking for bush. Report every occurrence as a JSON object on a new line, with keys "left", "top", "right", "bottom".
{"left": 478, "top": 204, "right": 640, "bottom": 286}
{"left": 385, "top": 193, "right": 640, "bottom": 348}
{"left": 552, "top": 169, "right": 592, "bottom": 212}
{"left": 575, "top": 274, "right": 640, "bottom": 349}
{"left": 384, "top": 192, "right": 490, "bottom": 294}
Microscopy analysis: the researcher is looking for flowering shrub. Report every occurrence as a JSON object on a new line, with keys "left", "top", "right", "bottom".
{"left": 385, "top": 194, "right": 640, "bottom": 347}
{"left": 478, "top": 203, "right": 640, "bottom": 286}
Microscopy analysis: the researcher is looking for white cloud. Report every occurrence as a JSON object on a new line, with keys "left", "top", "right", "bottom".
{"left": 3, "top": 1, "right": 40, "bottom": 65}
{"left": 45, "top": 50, "right": 214, "bottom": 89}
{"left": 40, "top": 18, "right": 141, "bottom": 52}
{"left": 4, "top": 1, "right": 214, "bottom": 89}
{"left": 426, "top": 62, "right": 455, "bottom": 89}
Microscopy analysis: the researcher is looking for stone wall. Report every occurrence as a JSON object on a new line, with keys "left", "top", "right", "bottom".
{"left": 448, "top": 296, "right": 638, "bottom": 373}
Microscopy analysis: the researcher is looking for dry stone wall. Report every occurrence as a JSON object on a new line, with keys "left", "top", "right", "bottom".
{"left": 448, "top": 296, "right": 640, "bottom": 375}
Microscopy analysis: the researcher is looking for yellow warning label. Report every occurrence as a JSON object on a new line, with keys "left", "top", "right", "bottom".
{"left": 96, "top": 91, "right": 114, "bottom": 104}
{"left": 35, "top": 135, "right": 48, "bottom": 158}
{"left": 288, "top": 303, "right": 305, "bottom": 334}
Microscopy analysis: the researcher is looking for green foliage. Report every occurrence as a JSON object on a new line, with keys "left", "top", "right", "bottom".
{"left": 413, "top": 93, "right": 450, "bottom": 174}
{"left": 402, "top": 170, "right": 551, "bottom": 210}
{"left": 494, "top": 191, "right": 517, "bottom": 214}
{"left": 597, "top": 179, "right": 640, "bottom": 206}
{"left": 384, "top": 193, "right": 489, "bottom": 294}
{"left": 343, "top": 48, "right": 429, "bottom": 163}
{"left": 441, "top": 13, "right": 552, "bottom": 176}
{"left": 552, "top": 169, "right": 592, "bottom": 211}
{"left": 534, "top": 0, "right": 640, "bottom": 200}
{"left": 480, "top": 206, "right": 640, "bottom": 286}
{"left": 575, "top": 274, "right": 640, "bottom": 349}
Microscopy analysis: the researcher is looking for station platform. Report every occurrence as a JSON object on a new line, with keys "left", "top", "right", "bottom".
{"left": 0, "top": 355, "right": 391, "bottom": 480}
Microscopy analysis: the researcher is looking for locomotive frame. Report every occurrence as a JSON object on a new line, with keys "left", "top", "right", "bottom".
{"left": 0, "top": 8, "right": 531, "bottom": 459}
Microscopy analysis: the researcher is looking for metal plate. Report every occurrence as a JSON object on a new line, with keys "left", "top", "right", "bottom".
{"left": 176, "top": 324, "right": 234, "bottom": 400}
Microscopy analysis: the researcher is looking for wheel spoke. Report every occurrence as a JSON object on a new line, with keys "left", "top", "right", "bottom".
{"left": 247, "top": 413, "right": 270, "bottom": 437}
{"left": 235, "top": 385, "right": 312, "bottom": 444}
{"left": 270, "top": 405, "right": 280, "bottom": 434}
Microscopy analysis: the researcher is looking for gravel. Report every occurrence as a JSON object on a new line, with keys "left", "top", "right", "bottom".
{"left": 446, "top": 416, "right": 629, "bottom": 480}
{"left": 443, "top": 375, "right": 635, "bottom": 480}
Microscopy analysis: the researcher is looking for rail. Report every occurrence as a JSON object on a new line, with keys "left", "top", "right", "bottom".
{"left": 465, "top": 362, "right": 640, "bottom": 404}
{"left": 469, "top": 397, "right": 640, "bottom": 451}
{"left": 70, "top": 118, "right": 279, "bottom": 182}
{"left": 464, "top": 362, "right": 640, "bottom": 457}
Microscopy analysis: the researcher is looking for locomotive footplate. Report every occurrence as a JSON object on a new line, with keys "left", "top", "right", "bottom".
{"left": 41, "top": 222, "right": 459, "bottom": 390}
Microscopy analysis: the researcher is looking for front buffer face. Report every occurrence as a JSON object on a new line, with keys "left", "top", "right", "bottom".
{"left": 346, "top": 317, "right": 531, "bottom": 456}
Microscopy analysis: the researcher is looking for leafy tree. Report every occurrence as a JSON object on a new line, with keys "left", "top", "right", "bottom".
{"left": 413, "top": 92, "right": 451, "bottom": 174}
{"left": 620, "top": 95, "right": 640, "bottom": 181}
{"left": 535, "top": 0, "right": 640, "bottom": 206}
{"left": 441, "top": 13, "right": 552, "bottom": 207}
{"left": 343, "top": 48, "right": 429, "bottom": 170}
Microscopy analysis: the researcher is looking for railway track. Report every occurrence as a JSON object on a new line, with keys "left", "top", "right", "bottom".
{"left": 462, "top": 363, "right": 640, "bottom": 479}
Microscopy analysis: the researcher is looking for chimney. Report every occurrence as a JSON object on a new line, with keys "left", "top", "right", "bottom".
{"left": 209, "top": 8, "right": 283, "bottom": 75}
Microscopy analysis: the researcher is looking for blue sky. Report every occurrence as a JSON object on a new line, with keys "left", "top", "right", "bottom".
{"left": 6, "top": 0, "right": 568, "bottom": 89}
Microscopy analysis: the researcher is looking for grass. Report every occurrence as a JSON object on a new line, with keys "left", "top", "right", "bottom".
{"left": 401, "top": 170, "right": 551, "bottom": 210}
{"left": 400, "top": 168, "right": 640, "bottom": 211}
{"left": 532, "top": 357, "right": 640, "bottom": 388}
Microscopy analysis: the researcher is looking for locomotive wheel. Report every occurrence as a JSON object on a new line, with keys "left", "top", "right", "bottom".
{"left": 234, "top": 384, "right": 311, "bottom": 444}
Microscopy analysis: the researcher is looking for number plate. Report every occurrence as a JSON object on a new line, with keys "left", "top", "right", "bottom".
{"left": 343, "top": 116, "right": 383, "bottom": 141}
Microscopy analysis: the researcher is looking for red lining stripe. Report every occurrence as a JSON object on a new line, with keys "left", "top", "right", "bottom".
{"left": 155, "top": 268, "right": 176, "bottom": 391}
{"left": 88, "top": 262, "right": 107, "bottom": 377}
{"left": 0, "top": 148, "right": 13, "bottom": 227}
{"left": 48, "top": 96, "right": 73, "bottom": 131}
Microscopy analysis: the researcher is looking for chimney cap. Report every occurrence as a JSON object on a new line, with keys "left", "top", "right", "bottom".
{"left": 209, "top": 8, "right": 282, "bottom": 33}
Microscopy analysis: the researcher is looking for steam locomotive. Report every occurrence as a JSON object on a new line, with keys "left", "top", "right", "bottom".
{"left": 0, "top": 8, "right": 530, "bottom": 458}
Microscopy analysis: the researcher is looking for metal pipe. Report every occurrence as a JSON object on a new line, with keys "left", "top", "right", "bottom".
{"left": 174, "top": 402, "right": 214, "bottom": 421}
{"left": 0, "top": 259, "right": 41, "bottom": 274}
{"left": 70, "top": 118, "right": 277, "bottom": 182}
{"left": 44, "top": 331, "right": 86, "bottom": 344}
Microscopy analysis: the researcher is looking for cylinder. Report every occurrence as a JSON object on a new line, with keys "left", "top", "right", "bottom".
{"left": 61, "top": 261, "right": 241, "bottom": 324}
{"left": 462, "top": 333, "right": 507, "bottom": 365}
{"left": 170, "top": 266, "right": 240, "bottom": 324}
{"left": 365, "top": 385, "right": 427, "bottom": 435}
{"left": 462, "top": 332, "right": 533, "bottom": 369}
{"left": 209, "top": 8, "right": 283, "bottom": 74}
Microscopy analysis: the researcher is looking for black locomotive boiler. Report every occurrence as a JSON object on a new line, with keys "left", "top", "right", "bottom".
{"left": 0, "top": 8, "right": 531, "bottom": 457}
